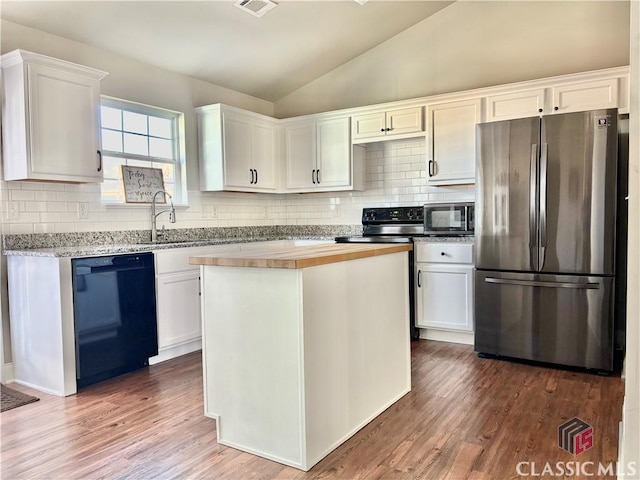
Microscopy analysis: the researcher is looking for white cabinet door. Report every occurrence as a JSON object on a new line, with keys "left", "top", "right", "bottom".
{"left": 485, "top": 88, "right": 546, "bottom": 122}
{"left": 485, "top": 78, "right": 620, "bottom": 121}
{"left": 551, "top": 78, "right": 619, "bottom": 114}
{"left": 352, "top": 107, "right": 423, "bottom": 142}
{"left": 427, "top": 98, "right": 481, "bottom": 185}
{"left": 415, "top": 263, "right": 474, "bottom": 332}
{"left": 222, "top": 111, "right": 253, "bottom": 189}
{"left": 351, "top": 112, "right": 386, "bottom": 140}
{"left": 386, "top": 106, "right": 423, "bottom": 136}
{"left": 156, "top": 271, "right": 201, "bottom": 349}
{"left": 1, "top": 51, "right": 107, "bottom": 182}
{"left": 251, "top": 119, "right": 277, "bottom": 191}
{"left": 198, "top": 105, "right": 278, "bottom": 193}
{"left": 316, "top": 117, "right": 350, "bottom": 188}
{"left": 285, "top": 121, "right": 316, "bottom": 189}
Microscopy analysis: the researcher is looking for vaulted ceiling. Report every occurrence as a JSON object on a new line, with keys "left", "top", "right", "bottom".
{"left": 0, "top": 1, "right": 454, "bottom": 102}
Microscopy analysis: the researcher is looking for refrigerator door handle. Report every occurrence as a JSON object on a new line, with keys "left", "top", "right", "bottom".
{"left": 530, "top": 144, "right": 538, "bottom": 267}
{"left": 484, "top": 277, "right": 600, "bottom": 290}
{"left": 539, "top": 143, "right": 548, "bottom": 268}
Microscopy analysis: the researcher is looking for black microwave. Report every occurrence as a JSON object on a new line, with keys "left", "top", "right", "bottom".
{"left": 423, "top": 202, "right": 474, "bottom": 236}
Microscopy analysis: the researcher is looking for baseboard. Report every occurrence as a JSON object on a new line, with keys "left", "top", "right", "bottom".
{"left": 149, "top": 337, "right": 202, "bottom": 366}
{"left": 2, "top": 362, "right": 14, "bottom": 383}
{"left": 419, "top": 329, "right": 474, "bottom": 345}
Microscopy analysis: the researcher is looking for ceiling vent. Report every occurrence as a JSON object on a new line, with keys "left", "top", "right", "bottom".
{"left": 234, "top": 0, "right": 278, "bottom": 18}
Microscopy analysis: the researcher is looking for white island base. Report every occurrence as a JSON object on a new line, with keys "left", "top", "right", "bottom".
{"left": 196, "top": 246, "right": 411, "bottom": 471}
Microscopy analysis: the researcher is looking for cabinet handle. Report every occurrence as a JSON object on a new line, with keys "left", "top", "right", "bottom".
{"left": 255, "top": 169, "right": 258, "bottom": 184}
{"left": 249, "top": 169, "right": 254, "bottom": 184}
{"left": 316, "top": 169, "right": 320, "bottom": 184}
{"left": 97, "top": 150, "right": 102, "bottom": 172}
{"left": 312, "top": 169, "right": 316, "bottom": 184}
{"left": 417, "top": 270, "right": 422, "bottom": 288}
{"left": 428, "top": 160, "right": 435, "bottom": 177}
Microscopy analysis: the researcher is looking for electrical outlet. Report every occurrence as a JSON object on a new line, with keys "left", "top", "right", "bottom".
{"left": 7, "top": 201, "right": 20, "bottom": 220}
{"left": 77, "top": 202, "right": 89, "bottom": 219}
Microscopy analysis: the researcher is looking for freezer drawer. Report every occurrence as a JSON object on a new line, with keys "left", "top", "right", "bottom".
{"left": 474, "top": 270, "right": 614, "bottom": 371}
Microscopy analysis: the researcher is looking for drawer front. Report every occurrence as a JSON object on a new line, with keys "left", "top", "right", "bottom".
{"left": 415, "top": 243, "right": 474, "bottom": 264}
{"left": 155, "top": 245, "right": 240, "bottom": 274}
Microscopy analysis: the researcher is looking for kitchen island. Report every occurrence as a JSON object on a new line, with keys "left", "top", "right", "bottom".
{"left": 190, "top": 243, "right": 412, "bottom": 471}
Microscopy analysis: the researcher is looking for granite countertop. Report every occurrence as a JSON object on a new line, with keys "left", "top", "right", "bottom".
{"left": 190, "top": 243, "right": 413, "bottom": 269}
{"left": 1, "top": 236, "right": 336, "bottom": 258}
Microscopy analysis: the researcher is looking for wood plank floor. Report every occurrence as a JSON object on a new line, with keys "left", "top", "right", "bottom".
{"left": 1, "top": 341, "right": 624, "bottom": 479}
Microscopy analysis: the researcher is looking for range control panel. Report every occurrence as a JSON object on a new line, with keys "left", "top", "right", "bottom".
{"left": 362, "top": 206, "right": 424, "bottom": 224}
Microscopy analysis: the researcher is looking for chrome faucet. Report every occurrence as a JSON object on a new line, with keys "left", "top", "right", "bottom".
{"left": 151, "top": 190, "right": 176, "bottom": 242}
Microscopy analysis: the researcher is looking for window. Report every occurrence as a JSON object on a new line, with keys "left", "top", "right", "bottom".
{"left": 100, "top": 97, "right": 186, "bottom": 204}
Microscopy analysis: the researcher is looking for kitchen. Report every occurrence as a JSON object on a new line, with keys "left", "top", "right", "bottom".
{"left": 1, "top": 1, "right": 639, "bottom": 478}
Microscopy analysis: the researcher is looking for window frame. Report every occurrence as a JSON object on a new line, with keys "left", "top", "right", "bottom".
{"left": 99, "top": 96, "right": 187, "bottom": 205}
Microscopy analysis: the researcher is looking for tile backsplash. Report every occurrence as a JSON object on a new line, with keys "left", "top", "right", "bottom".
{"left": 0, "top": 138, "right": 475, "bottom": 234}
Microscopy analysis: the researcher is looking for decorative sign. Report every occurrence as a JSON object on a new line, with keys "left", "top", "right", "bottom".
{"left": 121, "top": 166, "right": 166, "bottom": 204}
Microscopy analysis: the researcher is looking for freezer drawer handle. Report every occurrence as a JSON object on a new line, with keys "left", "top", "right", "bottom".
{"left": 485, "top": 277, "right": 600, "bottom": 290}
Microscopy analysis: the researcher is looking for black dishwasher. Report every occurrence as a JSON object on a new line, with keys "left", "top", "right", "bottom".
{"left": 72, "top": 252, "right": 158, "bottom": 388}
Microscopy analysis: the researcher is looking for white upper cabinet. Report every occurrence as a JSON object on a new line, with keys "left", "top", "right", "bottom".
{"left": 485, "top": 74, "right": 625, "bottom": 122}
{"left": 285, "top": 116, "right": 364, "bottom": 192}
{"left": 1, "top": 50, "right": 108, "bottom": 183}
{"left": 352, "top": 106, "right": 424, "bottom": 143}
{"left": 426, "top": 98, "right": 481, "bottom": 186}
{"left": 551, "top": 78, "right": 619, "bottom": 114}
{"left": 197, "top": 104, "right": 277, "bottom": 192}
{"left": 485, "top": 88, "right": 546, "bottom": 123}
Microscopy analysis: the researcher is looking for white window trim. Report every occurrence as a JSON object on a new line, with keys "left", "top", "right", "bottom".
{"left": 100, "top": 95, "right": 188, "bottom": 206}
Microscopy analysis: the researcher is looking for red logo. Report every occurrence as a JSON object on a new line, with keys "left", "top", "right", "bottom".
{"left": 558, "top": 417, "right": 593, "bottom": 455}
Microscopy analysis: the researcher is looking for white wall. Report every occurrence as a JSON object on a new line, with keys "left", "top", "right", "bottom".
{"left": 0, "top": 19, "right": 275, "bottom": 192}
{"left": 0, "top": 137, "right": 473, "bottom": 234}
{"left": 274, "top": 1, "right": 631, "bottom": 118}
{"left": 619, "top": 0, "right": 640, "bottom": 474}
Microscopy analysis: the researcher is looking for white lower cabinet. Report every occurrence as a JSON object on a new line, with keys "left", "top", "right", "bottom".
{"left": 151, "top": 244, "right": 240, "bottom": 364}
{"left": 415, "top": 242, "right": 474, "bottom": 345}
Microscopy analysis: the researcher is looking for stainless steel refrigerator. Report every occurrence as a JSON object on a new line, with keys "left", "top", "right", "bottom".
{"left": 474, "top": 109, "right": 618, "bottom": 372}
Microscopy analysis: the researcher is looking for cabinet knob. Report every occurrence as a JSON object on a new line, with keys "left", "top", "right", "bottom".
{"left": 380, "top": 128, "right": 385, "bottom": 133}
{"left": 554, "top": 106, "right": 559, "bottom": 111}
{"left": 538, "top": 108, "right": 543, "bottom": 113}
{"left": 385, "top": 127, "right": 391, "bottom": 132}
{"left": 441, "top": 252, "right": 446, "bottom": 256}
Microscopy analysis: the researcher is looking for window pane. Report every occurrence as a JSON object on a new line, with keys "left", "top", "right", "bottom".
{"left": 102, "top": 129, "right": 123, "bottom": 153}
{"left": 123, "top": 111, "right": 148, "bottom": 135}
{"left": 123, "top": 133, "right": 149, "bottom": 156}
{"left": 101, "top": 107, "right": 122, "bottom": 130}
{"left": 102, "top": 155, "right": 124, "bottom": 180}
{"left": 149, "top": 116, "right": 172, "bottom": 139}
{"left": 149, "top": 137, "right": 173, "bottom": 159}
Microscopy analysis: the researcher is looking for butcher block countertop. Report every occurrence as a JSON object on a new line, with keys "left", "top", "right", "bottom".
{"left": 189, "top": 243, "right": 412, "bottom": 269}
